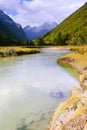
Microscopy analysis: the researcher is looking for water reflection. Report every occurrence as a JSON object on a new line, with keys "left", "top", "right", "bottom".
{"left": 0, "top": 49, "right": 79, "bottom": 130}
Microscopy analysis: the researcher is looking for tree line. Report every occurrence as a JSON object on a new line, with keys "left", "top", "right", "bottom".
{"left": 0, "top": 34, "right": 34, "bottom": 46}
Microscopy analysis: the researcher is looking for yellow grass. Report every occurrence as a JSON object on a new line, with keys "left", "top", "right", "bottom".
{"left": 0, "top": 47, "right": 40, "bottom": 56}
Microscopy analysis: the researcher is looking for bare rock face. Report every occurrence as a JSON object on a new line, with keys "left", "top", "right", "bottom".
{"left": 79, "top": 73, "right": 87, "bottom": 89}
{"left": 47, "top": 87, "right": 87, "bottom": 130}
{"left": 63, "top": 113, "right": 87, "bottom": 130}
{"left": 58, "top": 57, "right": 75, "bottom": 64}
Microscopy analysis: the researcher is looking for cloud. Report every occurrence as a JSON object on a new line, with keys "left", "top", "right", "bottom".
{"left": 0, "top": 0, "right": 20, "bottom": 11}
{"left": 23, "top": 0, "right": 50, "bottom": 9}
{"left": 0, "top": 0, "right": 86, "bottom": 27}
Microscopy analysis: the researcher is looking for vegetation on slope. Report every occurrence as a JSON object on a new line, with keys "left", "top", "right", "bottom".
{"left": 36, "top": 3, "right": 87, "bottom": 46}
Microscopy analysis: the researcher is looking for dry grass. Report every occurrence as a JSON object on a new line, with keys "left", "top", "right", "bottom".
{"left": 47, "top": 88, "right": 87, "bottom": 130}
{"left": 57, "top": 46, "right": 87, "bottom": 89}
{"left": 0, "top": 47, "right": 40, "bottom": 57}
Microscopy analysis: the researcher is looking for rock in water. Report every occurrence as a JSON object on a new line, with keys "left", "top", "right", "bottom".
{"left": 50, "top": 90, "right": 65, "bottom": 99}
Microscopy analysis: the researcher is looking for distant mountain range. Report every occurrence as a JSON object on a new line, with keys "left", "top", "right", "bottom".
{"left": 0, "top": 3, "right": 86, "bottom": 46}
{"left": 0, "top": 10, "right": 28, "bottom": 40}
{"left": 24, "top": 22, "right": 57, "bottom": 40}
{"left": 39, "top": 3, "right": 87, "bottom": 46}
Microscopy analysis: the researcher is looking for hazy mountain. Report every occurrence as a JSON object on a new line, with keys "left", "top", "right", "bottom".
{"left": 0, "top": 10, "right": 28, "bottom": 40}
{"left": 40, "top": 3, "right": 87, "bottom": 46}
{"left": 24, "top": 22, "right": 57, "bottom": 40}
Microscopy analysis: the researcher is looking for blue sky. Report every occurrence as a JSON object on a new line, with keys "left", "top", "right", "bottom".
{"left": 0, "top": 0, "right": 86, "bottom": 27}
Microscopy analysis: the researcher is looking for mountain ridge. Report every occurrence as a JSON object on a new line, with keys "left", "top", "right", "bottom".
{"left": 24, "top": 22, "right": 57, "bottom": 40}
{"left": 0, "top": 10, "right": 28, "bottom": 40}
{"left": 37, "top": 3, "right": 87, "bottom": 46}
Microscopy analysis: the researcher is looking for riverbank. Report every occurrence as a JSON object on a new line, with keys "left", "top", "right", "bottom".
{"left": 58, "top": 50, "right": 87, "bottom": 89}
{"left": 47, "top": 46, "right": 87, "bottom": 130}
{"left": 47, "top": 87, "right": 87, "bottom": 130}
{"left": 0, "top": 47, "right": 40, "bottom": 57}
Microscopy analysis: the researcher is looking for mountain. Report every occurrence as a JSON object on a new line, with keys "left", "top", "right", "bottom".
{"left": 24, "top": 22, "right": 57, "bottom": 40}
{"left": 0, "top": 10, "right": 28, "bottom": 40}
{"left": 39, "top": 3, "right": 87, "bottom": 46}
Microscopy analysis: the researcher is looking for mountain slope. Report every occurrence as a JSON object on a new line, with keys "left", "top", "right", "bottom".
{"left": 0, "top": 10, "right": 28, "bottom": 40}
{"left": 40, "top": 3, "right": 87, "bottom": 46}
{"left": 24, "top": 22, "right": 57, "bottom": 40}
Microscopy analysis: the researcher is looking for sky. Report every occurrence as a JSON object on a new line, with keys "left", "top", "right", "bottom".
{"left": 0, "top": 0, "right": 86, "bottom": 27}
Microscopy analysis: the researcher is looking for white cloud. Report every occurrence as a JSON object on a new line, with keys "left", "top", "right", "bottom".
{"left": 0, "top": 0, "right": 20, "bottom": 10}
{"left": 23, "top": 0, "right": 50, "bottom": 9}
{"left": 0, "top": 0, "right": 86, "bottom": 27}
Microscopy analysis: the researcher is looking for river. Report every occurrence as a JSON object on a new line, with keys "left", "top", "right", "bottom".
{"left": 0, "top": 48, "right": 79, "bottom": 130}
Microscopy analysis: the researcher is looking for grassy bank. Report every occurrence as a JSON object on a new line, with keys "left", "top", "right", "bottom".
{"left": 0, "top": 47, "right": 40, "bottom": 57}
{"left": 47, "top": 87, "right": 87, "bottom": 130}
{"left": 58, "top": 46, "right": 87, "bottom": 89}
{"left": 58, "top": 51, "right": 87, "bottom": 74}
{"left": 56, "top": 45, "right": 87, "bottom": 51}
{"left": 47, "top": 46, "right": 87, "bottom": 130}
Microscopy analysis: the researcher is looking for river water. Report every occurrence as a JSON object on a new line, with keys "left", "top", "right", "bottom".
{"left": 0, "top": 49, "right": 79, "bottom": 130}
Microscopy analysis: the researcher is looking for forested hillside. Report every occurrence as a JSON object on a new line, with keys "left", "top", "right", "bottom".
{"left": 36, "top": 3, "right": 87, "bottom": 46}
{"left": 0, "top": 34, "right": 34, "bottom": 46}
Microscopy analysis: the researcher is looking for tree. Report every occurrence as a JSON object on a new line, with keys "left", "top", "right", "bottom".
{"left": 54, "top": 32, "right": 63, "bottom": 45}
{"left": 37, "top": 37, "right": 45, "bottom": 46}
